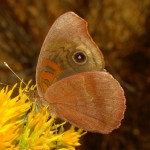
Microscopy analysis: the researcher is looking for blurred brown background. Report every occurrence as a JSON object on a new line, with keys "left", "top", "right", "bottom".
{"left": 0, "top": 0, "right": 150, "bottom": 150}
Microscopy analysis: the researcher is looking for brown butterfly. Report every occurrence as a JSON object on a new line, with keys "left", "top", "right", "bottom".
{"left": 36, "top": 12, "right": 126, "bottom": 134}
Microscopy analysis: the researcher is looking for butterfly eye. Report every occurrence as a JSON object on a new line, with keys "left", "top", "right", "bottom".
{"left": 72, "top": 51, "right": 87, "bottom": 64}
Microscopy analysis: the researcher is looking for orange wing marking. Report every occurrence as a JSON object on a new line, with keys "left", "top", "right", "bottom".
{"left": 41, "top": 82, "right": 48, "bottom": 94}
{"left": 40, "top": 60, "right": 63, "bottom": 84}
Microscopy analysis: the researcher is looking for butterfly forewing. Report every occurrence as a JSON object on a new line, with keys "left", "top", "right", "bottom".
{"left": 36, "top": 12, "right": 104, "bottom": 97}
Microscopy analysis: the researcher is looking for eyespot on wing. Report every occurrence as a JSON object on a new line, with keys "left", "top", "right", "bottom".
{"left": 44, "top": 71, "right": 126, "bottom": 134}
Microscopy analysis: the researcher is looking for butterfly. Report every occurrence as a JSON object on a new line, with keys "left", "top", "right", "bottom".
{"left": 36, "top": 12, "right": 126, "bottom": 134}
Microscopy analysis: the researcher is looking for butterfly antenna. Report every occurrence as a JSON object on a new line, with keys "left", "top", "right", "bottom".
{"left": 4, "top": 62, "right": 27, "bottom": 86}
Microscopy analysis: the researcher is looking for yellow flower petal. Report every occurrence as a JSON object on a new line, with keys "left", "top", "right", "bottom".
{"left": 0, "top": 81, "right": 86, "bottom": 150}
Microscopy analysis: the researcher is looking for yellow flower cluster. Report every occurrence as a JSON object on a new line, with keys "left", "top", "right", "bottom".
{"left": 0, "top": 82, "right": 85, "bottom": 150}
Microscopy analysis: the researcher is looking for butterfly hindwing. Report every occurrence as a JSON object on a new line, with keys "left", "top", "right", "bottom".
{"left": 44, "top": 71, "right": 126, "bottom": 133}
